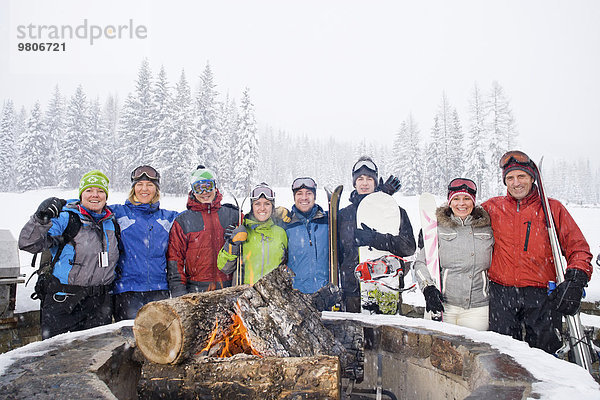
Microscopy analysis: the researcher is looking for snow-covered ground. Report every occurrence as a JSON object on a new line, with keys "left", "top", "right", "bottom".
{"left": 1, "top": 188, "right": 599, "bottom": 397}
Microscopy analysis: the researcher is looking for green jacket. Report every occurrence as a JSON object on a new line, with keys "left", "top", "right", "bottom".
{"left": 217, "top": 216, "right": 287, "bottom": 284}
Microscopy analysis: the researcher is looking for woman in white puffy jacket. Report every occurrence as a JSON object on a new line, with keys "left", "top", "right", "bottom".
{"left": 414, "top": 178, "right": 494, "bottom": 331}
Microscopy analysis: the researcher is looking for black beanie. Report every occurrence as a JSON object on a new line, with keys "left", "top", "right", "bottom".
{"left": 352, "top": 156, "right": 378, "bottom": 187}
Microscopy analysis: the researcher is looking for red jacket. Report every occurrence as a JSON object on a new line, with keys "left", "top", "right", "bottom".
{"left": 167, "top": 190, "right": 238, "bottom": 293}
{"left": 482, "top": 187, "right": 592, "bottom": 288}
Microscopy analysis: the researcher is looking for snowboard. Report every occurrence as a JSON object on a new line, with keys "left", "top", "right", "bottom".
{"left": 419, "top": 193, "right": 442, "bottom": 321}
{"left": 326, "top": 185, "right": 343, "bottom": 311}
{"left": 355, "top": 191, "right": 401, "bottom": 314}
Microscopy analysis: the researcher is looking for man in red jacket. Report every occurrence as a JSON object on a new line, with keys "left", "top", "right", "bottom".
{"left": 482, "top": 150, "right": 593, "bottom": 354}
{"left": 167, "top": 166, "right": 239, "bottom": 296}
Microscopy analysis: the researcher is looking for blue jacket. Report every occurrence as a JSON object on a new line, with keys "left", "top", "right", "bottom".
{"left": 110, "top": 201, "right": 178, "bottom": 294}
{"left": 285, "top": 204, "right": 329, "bottom": 293}
{"left": 19, "top": 201, "right": 119, "bottom": 287}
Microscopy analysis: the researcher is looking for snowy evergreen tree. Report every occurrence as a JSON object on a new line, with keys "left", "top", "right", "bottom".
{"left": 148, "top": 65, "right": 172, "bottom": 174}
{"left": 487, "top": 81, "right": 517, "bottom": 195}
{"left": 232, "top": 88, "right": 258, "bottom": 196}
{"left": 215, "top": 95, "right": 238, "bottom": 194}
{"left": 155, "top": 70, "right": 196, "bottom": 194}
{"left": 465, "top": 83, "right": 491, "bottom": 199}
{"left": 0, "top": 100, "right": 17, "bottom": 191}
{"left": 88, "top": 97, "right": 107, "bottom": 170}
{"left": 59, "top": 85, "right": 94, "bottom": 187}
{"left": 423, "top": 116, "right": 446, "bottom": 195}
{"left": 393, "top": 114, "right": 422, "bottom": 195}
{"left": 45, "top": 86, "right": 65, "bottom": 186}
{"left": 103, "top": 94, "right": 121, "bottom": 186}
{"left": 117, "top": 59, "right": 154, "bottom": 188}
{"left": 15, "top": 101, "right": 49, "bottom": 190}
{"left": 195, "top": 63, "right": 220, "bottom": 174}
{"left": 449, "top": 109, "right": 464, "bottom": 177}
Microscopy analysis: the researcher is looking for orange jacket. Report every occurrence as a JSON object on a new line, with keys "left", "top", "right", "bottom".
{"left": 482, "top": 187, "right": 592, "bottom": 288}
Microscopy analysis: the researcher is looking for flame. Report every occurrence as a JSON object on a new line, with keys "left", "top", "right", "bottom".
{"left": 199, "top": 307, "right": 261, "bottom": 358}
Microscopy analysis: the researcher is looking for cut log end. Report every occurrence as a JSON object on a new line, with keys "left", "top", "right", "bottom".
{"left": 133, "top": 302, "right": 183, "bottom": 364}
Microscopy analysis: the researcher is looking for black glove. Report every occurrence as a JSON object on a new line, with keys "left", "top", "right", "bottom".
{"left": 35, "top": 197, "right": 66, "bottom": 223}
{"left": 423, "top": 285, "right": 444, "bottom": 314}
{"left": 311, "top": 283, "right": 342, "bottom": 312}
{"left": 225, "top": 224, "right": 248, "bottom": 255}
{"left": 377, "top": 175, "right": 402, "bottom": 195}
{"left": 224, "top": 224, "right": 236, "bottom": 240}
{"left": 549, "top": 268, "right": 588, "bottom": 315}
{"left": 354, "top": 223, "right": 377, "bottom": 247}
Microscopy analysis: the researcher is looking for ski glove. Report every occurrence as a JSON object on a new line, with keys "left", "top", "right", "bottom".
{"left": 226, "top": 225, "right": 248, "bottom": 255}
{"left": 275, "top": 206, "right": 291, "bottom": 223}
{"left": 548, "top": 268, "right": 588, "bottom": 315}
{"left": 354, "top": 223, "right": 377, "bottom": 247}
{"left": 377, "top": 175, "right": 402, "bottom": 196}
{"left": 35, "top": 197, "right": 66, "bottom": 224}
{"left": 311, "top": 283, "right": 342, "bottom": 312}
{"left": 423, "top": 285, "right": 445, "bottom": 314}
{"left": 224, "top": 224, "right": 236, "bottom": 240}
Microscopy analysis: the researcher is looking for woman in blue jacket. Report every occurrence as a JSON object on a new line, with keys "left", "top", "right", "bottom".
{"left": 110, "top": 166, "right": 178, "bottom": 321}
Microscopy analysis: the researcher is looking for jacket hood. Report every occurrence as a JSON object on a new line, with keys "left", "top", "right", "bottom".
{"left": 436, "top": 205, "right": 491, "bottom": 228}
{"left": 186, "top": 189, "right": 223, "bottom": 212}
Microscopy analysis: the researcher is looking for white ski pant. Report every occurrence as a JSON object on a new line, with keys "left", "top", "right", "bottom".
{"left": 425, "top": 304, "right": 489, "bottom": 331}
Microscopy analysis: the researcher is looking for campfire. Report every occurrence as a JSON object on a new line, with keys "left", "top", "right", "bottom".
{"left": 133, "top": 266, "right": 360, "bottom": 399}
{"left": 199, "top": 306, "right": 261, "bottom": 358}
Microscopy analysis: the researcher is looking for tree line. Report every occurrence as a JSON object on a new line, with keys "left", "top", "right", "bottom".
{"left": 1, "top": 60, "right": 597, "bottom": 204}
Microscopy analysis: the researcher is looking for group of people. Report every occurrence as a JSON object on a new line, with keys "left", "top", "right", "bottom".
{"left": 18, "top": 150, "right": 594, "bottom": 361}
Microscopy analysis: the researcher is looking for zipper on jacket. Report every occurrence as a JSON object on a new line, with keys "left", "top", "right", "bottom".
{"left": 523, "top": 221, "right": 531, "bottom": 251}
{"left": 306, "top": 221, "right": 313, "bottom": 246}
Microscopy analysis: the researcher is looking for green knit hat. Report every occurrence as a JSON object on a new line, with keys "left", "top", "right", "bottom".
{"left": 79, "top": 170, "right": 109, "bottom": 198}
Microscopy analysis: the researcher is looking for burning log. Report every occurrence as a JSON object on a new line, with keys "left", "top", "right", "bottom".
{"left": 138, "top": 354, "right": 340, "bottom": 400}
{"left": 133, "top": 266, "right": 347, "bottom": 365}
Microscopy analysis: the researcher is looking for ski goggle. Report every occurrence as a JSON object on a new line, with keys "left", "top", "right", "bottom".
{"left": 352, "top": 159, "right": 378, "bottom": 174}
{"left": 191, "top": 179, "right": 216, "bottom": 194}
{"left": 448, "top": 178, "right": 477, "bottom": 197}
{"left": 131, "top": 165, "right": 160, "bottom": 182}
{"left": 292, "top": 177, "right": 317, "bottom": 191}
{"left": 250, "top": 186, "right": 275, "bottom": 201}
{"left": 499, "top": 150, "right": 532, "bottom": 169}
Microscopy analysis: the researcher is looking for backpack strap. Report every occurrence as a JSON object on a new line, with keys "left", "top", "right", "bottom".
{"left": 27, "top": 211, "right": 82, "bottom": 287}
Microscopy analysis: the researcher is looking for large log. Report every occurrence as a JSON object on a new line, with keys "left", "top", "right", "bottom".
{"left": 133, "top": 266, "right": 347, "bottom": 365}
{"left": 137, "top": 354, "right": 341, "bottom": 400}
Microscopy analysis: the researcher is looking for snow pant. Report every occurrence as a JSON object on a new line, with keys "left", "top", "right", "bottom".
{"left": 489, "top": 281, "right": 562, "bottom": 354}
{"left": 442, "top": 304, "right": 489, "bottom": 331}
{"left": 113, "top": 290, "right": 170, "bottom": 321}
{"left": 187, "top": 279, "right": 232, "bottom": 293}
{"left": 41, "top": 287, "right": 112, "bottom": 340}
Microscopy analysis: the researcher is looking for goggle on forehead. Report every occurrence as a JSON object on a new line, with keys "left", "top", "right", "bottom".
{"left": 191, "top": 179, "right": 216, "bottom": 194}
{"left": 292, "top": 177, "right": 317, "bottom": 191}
{"left": 499, "top": 150, "right": 532, "bottom": 169}
{"left": 250, "top": 186, "right": 275, "bottom": 201}
{"left": 448, "top": 178, "right": 477, "bottom": 196}
{"left": 131, "top": 165, "right": 160, "bottom": 181}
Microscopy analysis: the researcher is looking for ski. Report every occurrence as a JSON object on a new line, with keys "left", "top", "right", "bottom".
{"left": 326, "top": 185, "right": 343, "bottom": 310}
{"left": 534, "top": 157, "right": 595, "bottom": 373}
{"left": 418, "top": 193, "right": 442, "bottom": 321}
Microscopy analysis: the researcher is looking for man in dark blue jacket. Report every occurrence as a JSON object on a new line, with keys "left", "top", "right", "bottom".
{"left": 285, "top": 177, "right": 330, "bottom": 294}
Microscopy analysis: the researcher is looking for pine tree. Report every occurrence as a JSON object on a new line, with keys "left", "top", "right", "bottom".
{"left": 195, "top": 62, "right": 220, "bottom": 173}
{"left": 59, "top": 85, "right": 93, "bottom": 187}
{"left": 423, "top": 116, "right": 445, "bottom": 195}
{"left": 45, "top": 86, "right": 65, "bottom": 186}
{"left": 88, "top": 97, "right": 107, "bottom": 172}
{"left": 487, "top": 81, "right": 517, "bottom": 195}
{"left": 393, "top": 114, "right": 422, "bottom": 195}
{"left": 16, "top": 101, "right": 49, "bottom": 190}
{"left": 103, "top": 94, "right": 122, "bottom": 186}
{"left": 465, "top": 83, "right": 491, "bottom": 199}
{"left": 155, "top": 70, "right": 195, "bottom": 194}
{"left": 232, "top": 88, "right": 258, "bottom": 196}
{"left": 0, "top": 100, "right": 17, "bottom": 191}
{"left": 149, "top": 65, "right": 172, "bottom": 172}
{"left": 117, "top": 59, "right": 154, "bottom": 188}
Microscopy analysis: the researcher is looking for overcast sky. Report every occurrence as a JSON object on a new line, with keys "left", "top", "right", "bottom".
{"left": 2, "top": 0, "right": 599, "bottom": 166}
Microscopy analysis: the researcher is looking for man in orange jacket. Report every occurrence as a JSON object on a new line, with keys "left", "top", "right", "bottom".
{"left": 482, "top": 150, "right": 593, "bottom": 354}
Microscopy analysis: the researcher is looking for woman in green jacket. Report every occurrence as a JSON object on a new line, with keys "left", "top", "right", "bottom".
{"left": 218, "top": 183, "right": 287, "bottom": 284}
